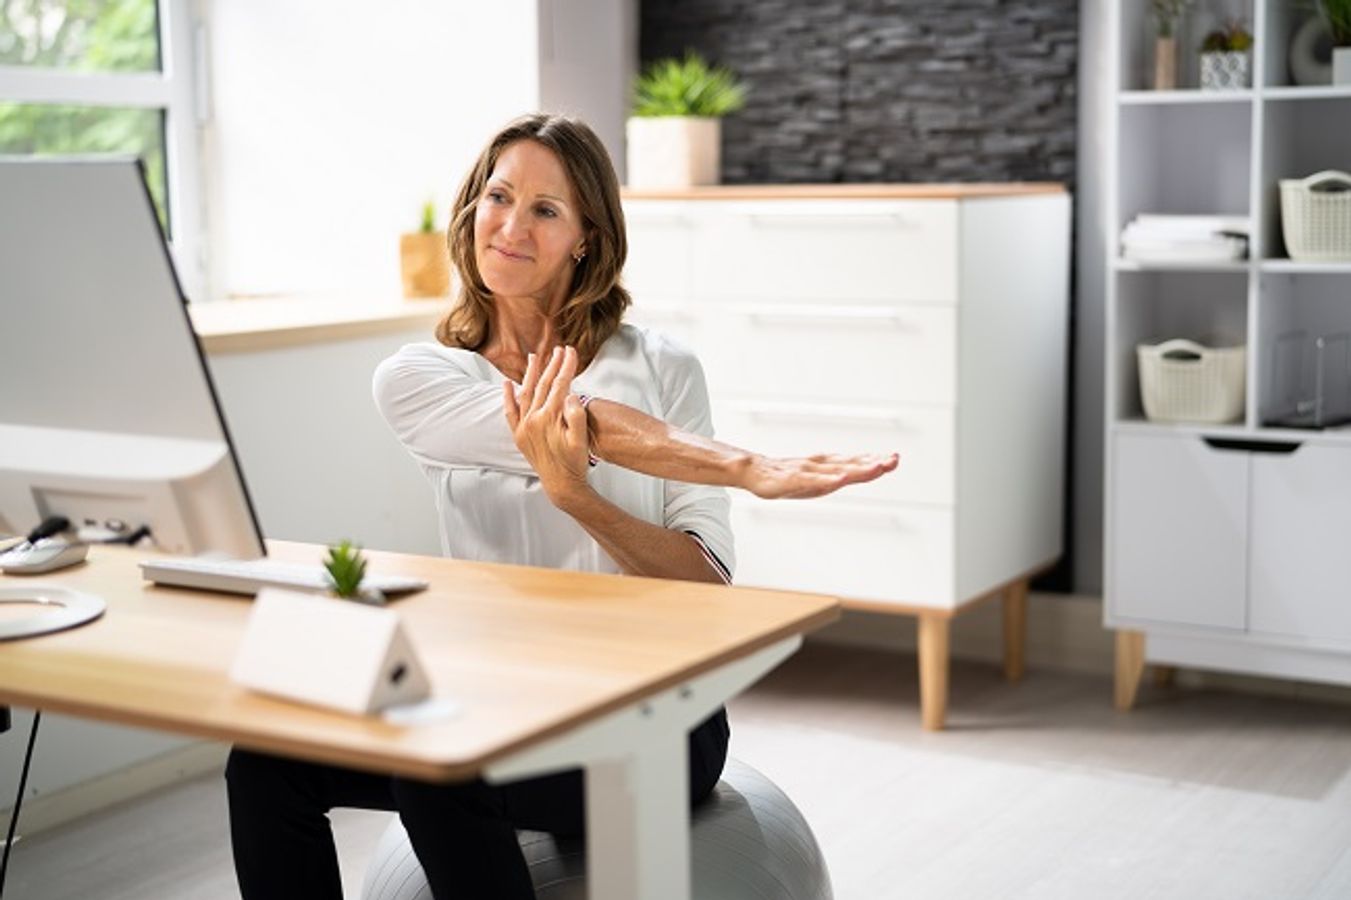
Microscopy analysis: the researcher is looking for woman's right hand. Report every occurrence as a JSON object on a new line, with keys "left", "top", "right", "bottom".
{"left": 739, "top": 452, "right": 900, "bottom": 499}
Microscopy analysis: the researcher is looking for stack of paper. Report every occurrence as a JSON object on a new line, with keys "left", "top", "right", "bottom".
{"left": 1121, "top": 214, "right": 1249, "bottom": 263}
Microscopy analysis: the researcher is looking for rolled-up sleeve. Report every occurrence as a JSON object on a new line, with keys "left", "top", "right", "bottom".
{"left": 655, "top": 340, "right": 736, "bottom": 581}
{"left": 372, "top": 343, "right": 535, "bottom": 476}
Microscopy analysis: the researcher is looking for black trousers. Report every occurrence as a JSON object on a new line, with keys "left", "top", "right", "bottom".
{"left": 225, "top": 708, "right": 729, "bottom": 900}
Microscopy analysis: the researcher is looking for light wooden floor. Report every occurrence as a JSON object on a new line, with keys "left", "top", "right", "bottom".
{"left": 8, "top": 641, "right": 1351, "bottom": 899}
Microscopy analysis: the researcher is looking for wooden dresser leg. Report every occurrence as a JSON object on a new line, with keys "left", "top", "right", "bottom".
{"left": 1152, "top": 665, "right": 1177, "bottom": 688}
{"left": 918, "top": 614, "right": 950, "bottom": 731}
{"left": 1114, "top": 630, "right": 1146, "bottom": 711}
{"left": 1003, "top": 579, "right": 1028, "bottom": 682}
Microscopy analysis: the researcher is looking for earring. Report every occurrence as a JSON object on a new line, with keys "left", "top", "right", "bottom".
{"left": 572, "top": 248, "right": 586, "bottom": 263}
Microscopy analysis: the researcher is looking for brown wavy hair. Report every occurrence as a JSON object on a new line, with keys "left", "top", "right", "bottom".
{"left": 436, "top": 113, "right": 631, "bottom": 363}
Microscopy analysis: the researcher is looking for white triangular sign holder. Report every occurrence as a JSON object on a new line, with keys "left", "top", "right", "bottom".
{"left": 230, "top": 587, "right": 431, "bottom": 715}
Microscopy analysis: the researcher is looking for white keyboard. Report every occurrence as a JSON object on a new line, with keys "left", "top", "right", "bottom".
{"left": 139, "top": 556, "right": 429, "bottom": 598}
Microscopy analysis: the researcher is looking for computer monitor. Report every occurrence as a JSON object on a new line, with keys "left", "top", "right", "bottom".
{"left": 0, "top": 157, "right": 265, "bottom": 559}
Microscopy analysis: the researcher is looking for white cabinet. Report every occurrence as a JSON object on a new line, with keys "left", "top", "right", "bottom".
{"left": 624, "top": 188, "right": 1070, "bottom": 613}
{"left": 1104, "top": 1, "right": 1351, "bottom": 696}
{"left": 1249, "top": 443, "right": 1351, "bottom": 648}
{"left": 1110, "top": 433, "right": 1249, "bottom": 632}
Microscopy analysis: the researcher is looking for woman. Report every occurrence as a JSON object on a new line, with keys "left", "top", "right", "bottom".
{"left": 226, "top": 113, "right": 895, "bottom": 899}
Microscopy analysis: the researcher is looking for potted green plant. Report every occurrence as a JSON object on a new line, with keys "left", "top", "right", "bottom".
{"left": 626, "top": 51, "right": 747, "bottom": 188}
{"left": 1199, "top": 22, "right": 1254, "bottom": 90}
{"left": 324, "top": 540, "right": 385, "bottom": 606}
{"left": 399, "top": 199, "right": 449, "bottom": 298}
{"left": 1323, "top": 0, "right": 1351, "bottom": 84}
{"left": 1151, "top": 0, "right": 1192, "bottom": 89}
{"left": 230, "top": 543, "right": 431, "bottom": 714}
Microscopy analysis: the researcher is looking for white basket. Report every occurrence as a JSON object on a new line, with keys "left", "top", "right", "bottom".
{"left": 1279, "top": 170, "right": 1351, "bottom": 262}
{"left": 1137, "top": 339, "right": 1246, "bottom": 424}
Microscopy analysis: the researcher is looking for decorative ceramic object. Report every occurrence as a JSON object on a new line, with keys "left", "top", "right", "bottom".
{"left": 1154, "top": 36, "right": 1178, "bottom": 89}
{"left": 1200, "top": 51, "right": 1251, "bottom": 89}
{"left": 1290, "top": 16, "right": 1334, "bottom": 85}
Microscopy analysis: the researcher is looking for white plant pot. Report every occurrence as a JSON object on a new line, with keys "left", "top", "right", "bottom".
{"left": 1199, "top": 51, "right": 1251, "bottom": 90}
{"left": 231, "top": 588, "right": 431, "bottom": 715}
{"left": 1334, "top": 47, "right": 1351, "bottom": 86}
{"left": 625, "top": 116, "right": 721, "bottom": 188}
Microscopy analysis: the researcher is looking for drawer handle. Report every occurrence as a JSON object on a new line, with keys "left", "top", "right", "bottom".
{"left": 735, "top": 403, "right": 917, "bottom": 429}
{"left": 743, "top": 505, "right": 915, "bottom": 530}
{"left": 630, "top": 305, "right": 695, "bottom": 322}
{"left": 1202, "top": 437, "right": 1302, "bottom": 454}
{"left": 741, "top": 305, "right": 920, "bottom": 328}
{"left": 747, "top": 213, "right": 920, "bottom": 230}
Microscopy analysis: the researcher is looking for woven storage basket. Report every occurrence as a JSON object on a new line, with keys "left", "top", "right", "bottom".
{"left": 1280, "top": 170, "right": 1351, "bottom": 262}
{"left": 1137, "top": 339, "right": 1246, "bottom": 424}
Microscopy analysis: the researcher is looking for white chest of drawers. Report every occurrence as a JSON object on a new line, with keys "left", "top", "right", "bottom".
{"left": 622, "top": 185, "right": 1071, "bottom": 728}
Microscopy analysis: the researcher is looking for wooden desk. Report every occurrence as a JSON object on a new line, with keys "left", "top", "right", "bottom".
{"left": 0, "top": 541, "right": 837, "bottom": 899}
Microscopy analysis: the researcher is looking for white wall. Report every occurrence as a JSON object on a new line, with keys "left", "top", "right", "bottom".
{"left": 205, "top": 330, "right": 442, "bottom": 556}
{"left": 203, "top": 0, "right": 540, "bottom": 301}
{"left": 537, "top": 0, "right": 638, "bottom": 180}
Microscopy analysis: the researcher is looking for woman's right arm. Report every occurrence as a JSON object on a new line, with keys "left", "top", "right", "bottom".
{"left": 583, "top": 397, "right": 898, "bottom": 499}
{"left": 374, "top": 343, "right": 896, "bottom": 496}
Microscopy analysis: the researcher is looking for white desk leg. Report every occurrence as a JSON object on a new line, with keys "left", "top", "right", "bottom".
{"left": 485, "top": 636, "right": 801, "bottom": 900}
{"left": 585, "top": 738, "right": 689, "bottom": 900}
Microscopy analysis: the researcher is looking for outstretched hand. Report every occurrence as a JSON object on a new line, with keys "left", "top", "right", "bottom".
{"left": 740, "top": 452, "right": 900, "bottom": 499}
{"left": 503, "top": 346, "right": 592, "bottom": 506}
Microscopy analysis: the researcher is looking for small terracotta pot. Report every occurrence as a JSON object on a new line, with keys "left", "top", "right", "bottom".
{"left": 400, "top": 232, "right": 449, "bottom": 298}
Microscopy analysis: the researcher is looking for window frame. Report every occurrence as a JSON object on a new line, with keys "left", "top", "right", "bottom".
{"left": 0, "top": 0, "right": 207, "bottom": 302}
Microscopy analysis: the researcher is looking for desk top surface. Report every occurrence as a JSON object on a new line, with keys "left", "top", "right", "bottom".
{"left": 0, "top": 542, "right": 837, "bottom": 780}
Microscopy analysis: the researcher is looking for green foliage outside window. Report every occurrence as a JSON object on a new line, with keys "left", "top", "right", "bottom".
{"left": 0, "top": 0, "right": 169, "bottom": 229}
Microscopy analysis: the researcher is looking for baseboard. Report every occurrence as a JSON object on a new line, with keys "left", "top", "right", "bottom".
{"left": 0, "top": 740, "right": 228, "bottom": 837}
{"left": 813, "top": 592, "right": 1351, "bottom": 708}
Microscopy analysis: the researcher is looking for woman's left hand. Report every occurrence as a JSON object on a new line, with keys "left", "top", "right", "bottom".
{"left": 504, "top": 346, "right": 593, "bottom": 507}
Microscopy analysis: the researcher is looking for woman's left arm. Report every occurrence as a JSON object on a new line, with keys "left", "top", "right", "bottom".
{"left": 503, "top": 346, "right": 725, "bottom": 583}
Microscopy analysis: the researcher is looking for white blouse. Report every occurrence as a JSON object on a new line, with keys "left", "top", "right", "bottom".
{"left": 372, "top": 324, "right": 735, "bottom": 580}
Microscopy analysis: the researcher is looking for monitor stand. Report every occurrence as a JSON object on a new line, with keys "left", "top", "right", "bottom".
{"left": 0, "top": 586, "right": 106, "bottom": 641}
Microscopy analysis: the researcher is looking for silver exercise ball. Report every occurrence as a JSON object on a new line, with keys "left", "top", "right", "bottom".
{"left": 361, "top": 758, "right": 832, "bottom": 900}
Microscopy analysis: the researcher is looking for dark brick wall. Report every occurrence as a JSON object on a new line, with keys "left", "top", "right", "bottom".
{"left": 639, "top": 0, "right": 1078, "bottom": 188}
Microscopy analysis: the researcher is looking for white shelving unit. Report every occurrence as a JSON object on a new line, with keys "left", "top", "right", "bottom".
{"left": 1106, "top": 1, "right": 1351, "bottom": 706}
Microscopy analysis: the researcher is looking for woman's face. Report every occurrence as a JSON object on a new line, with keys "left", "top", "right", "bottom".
{"left": 474, "top": 140, "right": 587, "bottom": 306}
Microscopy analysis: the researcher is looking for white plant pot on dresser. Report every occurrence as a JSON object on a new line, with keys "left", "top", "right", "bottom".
{"left": 1336, "top": 47, "right": 1351, "bottom": 86}
{"left": 622, "top": 183, "right": 1071, "bottom": 729}
{"left": 625, "top": 116, "right": 721, "bottom": 188}
{"left": 1105, "top": 2, "right": 1351, "bottom": 710}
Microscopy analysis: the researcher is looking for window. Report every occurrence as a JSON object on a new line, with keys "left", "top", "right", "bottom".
{"left": 0, "top": 0, "right": 205, "bottom": 300}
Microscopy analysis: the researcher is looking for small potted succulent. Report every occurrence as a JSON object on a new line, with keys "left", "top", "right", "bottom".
{"left": 399, "top": 199, "right": 449, "bottom": 298}
{"left": 1199, "top": 23, "right": 1254, "bottom": 90}
{"left": 1324, "top": 0, "right": 1351, "bottom": 84}
{"left": 1151, "top": 0, "right": 1192, "bottom": 89}
{"left": 231, "top": 541, "right": 430, "bottom": 715}
{"left": 626, "top": 51, "right": 747, "bottom": 188}
{"left": 324, "top": 540, "right": 385, "bottom": 606}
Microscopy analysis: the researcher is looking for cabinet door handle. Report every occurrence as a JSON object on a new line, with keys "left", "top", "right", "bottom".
{"left": 747, "top": 213, "right": 919, "bottom": 230}
{"left": 740, "top": 304, "right": 919, "bottom": 328}
{"left": 625, "top": 214, "right": 691, "bottom": 228}
{"left": 1202, "top": 437, "right": 1302, "bottom": 454}
{"left": 630, "top": 305, "right": 695, "bottom": 322}
{"left": 744, "top": 505, "right": 913, "bottom": 530}
{"left": 734, "top": 402, "right": 916, "bottom": 429}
